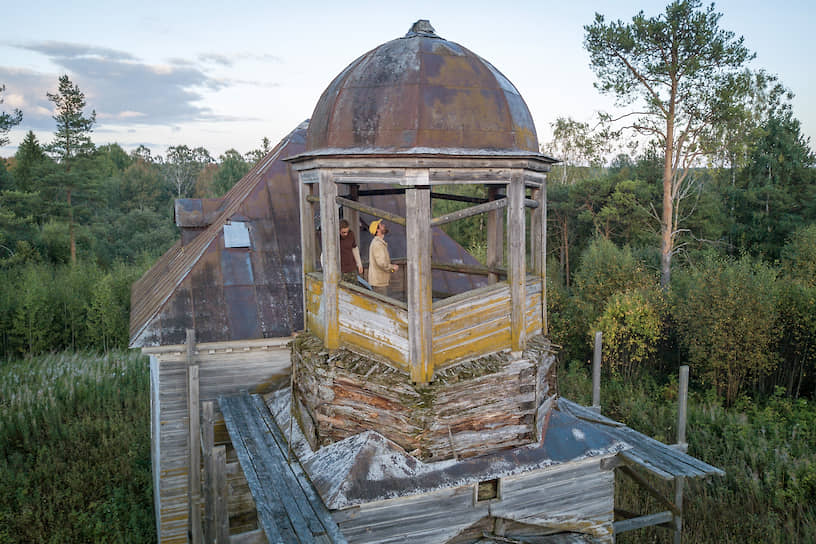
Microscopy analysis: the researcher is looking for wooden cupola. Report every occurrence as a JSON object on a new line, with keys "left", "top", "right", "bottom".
{"left": 287, "top": 20, "right": 557, "bottom": 385}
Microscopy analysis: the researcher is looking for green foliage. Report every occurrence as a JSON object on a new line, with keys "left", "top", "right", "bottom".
{"left": 432, "top": 184, "right": 490, "bottom": 263}
{"left": 559, "top": 364, "right": 816, "bottom": 543}
{"left": 594, "top": 288, "right": 663, "bottom": 379}
{"left": 572, "top": 237, "right": 654, "bottom": 330}
{"left": 732, "top": 111, "right": 816, "bottom": 259}
{"left": 46, "top": 75, "right": 96, "bottom": 162}
{"left": 0, "top": 351, "right": 155, "bottom": 543}
{"left": 212, "top": 148, "right": 251, "bottom": 197}
{"left": 0, "top": 261, "right": 147, "bottom": 358}
{"left": 164, "top": 144, "right": 213, "bottom": 198}
{"left": 672, "top": 254, "right": 780, "bottom": 404}
{"left": 781, "top": 222, "right": 816, "bottom": 287}
{"left": 0, "top": 84, "right": 23, "bottom": 147}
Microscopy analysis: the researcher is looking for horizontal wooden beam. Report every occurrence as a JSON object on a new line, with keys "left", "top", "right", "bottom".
{"left": 431, "top": 198, "right": 507, "bottom": 227}
{"left": 335, "top": 196, "right": 406, "bottom": 226}
{"left": 430, "top": 262, "right": 506, "bottom": 277}
{"left": 431, "top": 192, "right": 489, "bottom": 204}
{"left": 613, "top": 511, "right": 674, "bottom": 534}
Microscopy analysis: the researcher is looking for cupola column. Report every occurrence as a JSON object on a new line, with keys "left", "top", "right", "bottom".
{"left": 406, "top": 184, "right": 433, "bottom": 383}
{"left": 318, "top": 171, "right": 340, "bottom": 349}
{"left": 508, "top": 173, "right": 527, "bottom": 353}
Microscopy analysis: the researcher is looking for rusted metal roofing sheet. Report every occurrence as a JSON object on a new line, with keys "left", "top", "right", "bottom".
{"left": 306, "top": 20, "right": 541, "bottom": 154}
{"left": 129, "top": 122, "right": 310, "bottom": 347}
{"left": 558, "top": 398, "right": 725, "bottom": 480}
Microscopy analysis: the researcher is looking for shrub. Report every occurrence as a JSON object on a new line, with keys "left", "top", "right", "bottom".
{"left": 594, "top": 288, "right": 663, "bottom": 379}
{"left": 672, "top": 255, "right": 780, "bottom": 405}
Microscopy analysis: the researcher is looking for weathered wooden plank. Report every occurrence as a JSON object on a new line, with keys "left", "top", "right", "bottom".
{"left": 251, "top": 395, "right": 348, "bottom": 544}
{"left": 187, "top": 330, "right": 202, "bottom": 544}
{"left": 487, "top": 186, "right": 504, "bottom": 284}
{"left": 214, "top": 445, "right": 230, "bottom": 543}
{"left": 334, "top": 195, "right": 406, "bottom": 226}
{"left": 230, "top": 395, "right": 319, "bottom": 541}
{"left": 220, "top": 396, "right": 289, "bottom": 543}
{"left": 613, "top": 511, "right": 674, "bottom": 534}
{"left": 229, "top": 528, "right": 268, "bottom": 544}
{"left": 430, "top": 197, "right": 507, "bottom": 227}
{"left": 300, "top": 178, "right": 317, "bottom": 275}
{"left": 334, "top": 486, "right": 488, "bottom": 544}
{"left": 319, "top": 171, "right": 340, "bottom": 349}
{"left": 202, "top": 401, "right": 216, "bottom": 543}
{"left": 406, "top": 186, "right": 433, "bottom": 383}
{"left": 507, "top": 175, "right": 526, "bottom": 351}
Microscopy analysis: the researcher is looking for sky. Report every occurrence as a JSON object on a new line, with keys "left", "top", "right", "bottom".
{"left": 1, "top": 0, "right": 814, "bottom": 160}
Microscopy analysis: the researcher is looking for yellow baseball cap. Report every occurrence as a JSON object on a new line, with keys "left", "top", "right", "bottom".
{"left": 369, "top": 219, "right": 382, "bottom": 235}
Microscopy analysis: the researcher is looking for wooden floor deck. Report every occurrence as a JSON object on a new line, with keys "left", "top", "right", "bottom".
{"left": 219, "top": 392, "right": 348, "bottom": 544}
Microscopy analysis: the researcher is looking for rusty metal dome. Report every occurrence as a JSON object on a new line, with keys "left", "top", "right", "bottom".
{"left": 306, "top": 20, "right": 540, "bottom": 154}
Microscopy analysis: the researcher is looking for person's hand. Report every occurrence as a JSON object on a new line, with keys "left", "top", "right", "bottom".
{"left": 392, "top": 264, "right": 399, "bottom": 273}
{"left": 357, "top": 265, "right": 363, "bottom": 274}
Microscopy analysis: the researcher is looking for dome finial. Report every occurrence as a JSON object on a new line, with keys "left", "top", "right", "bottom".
{"left": 405, "top": 19, "right": 436, "bottom": 37}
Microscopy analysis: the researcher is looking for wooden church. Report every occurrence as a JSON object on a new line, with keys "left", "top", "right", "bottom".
{"left": 130, "top": 20, "right": 722, "bottom": 544}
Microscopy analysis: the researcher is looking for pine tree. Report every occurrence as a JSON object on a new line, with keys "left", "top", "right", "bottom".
{"left": 0, "top": 84, "right": 23, "bottom": 147}
{"left": 46, "top": 75, "right": 96, "bottom": 263}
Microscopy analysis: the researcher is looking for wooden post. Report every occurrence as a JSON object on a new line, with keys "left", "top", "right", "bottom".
{"left": 531, "top": 184, "right": 547, "bottom": 335}
{"left": 214, "top": 446, "right": 229, "bottom": 543}
{"left": 202, "top": 401, "right": 215, "bottom": 543}
{"left": 507, "top": 174, "right": 526, "bottom": 353}
{"left": 487, "top": 186, "right": 503, "bottom": 285}
{"left": 318, "top": 170, "right": 340, "bottom": 349}
{"left": 674, "top": 475, "right": 684, "bottom": 544}
{"left": 674, "top": 365, "right": 689, "bottom": 544}
{"left": 592, "top": 331, "right": 602, "bottom": 413}
{"left": 299, "top": 178, "right": 317, "bottom": 274}
{"left": 540, "top": 180, "right": 547, "bottom": 334}
{"left": 406, "top": 186, "right": 433, "bottom": 383}
{"left": 348, "top": 183, "right": 360, "bottom": 259}
{"left": 186, "top": 329, "right": 202, "bottom": 544}
{"left": 677, "top": 365, "right": 689, "bottom": 448}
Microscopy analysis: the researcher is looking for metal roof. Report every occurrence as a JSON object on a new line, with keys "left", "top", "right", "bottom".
{"left": 558, "top": 398, "right": 725, "bottom": 480}
{"left": 129, "top": 122, "right": 309, "bottom": 347}
{"left": 306, "top": 20, "right": 542, "bottom": 156}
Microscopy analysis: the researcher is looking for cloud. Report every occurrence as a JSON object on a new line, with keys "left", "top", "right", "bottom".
{"left": 1, "top": 41, "right": 243, "bottom": 132}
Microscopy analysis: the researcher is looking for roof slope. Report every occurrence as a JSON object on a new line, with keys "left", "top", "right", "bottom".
{"left": 129, "top": 122, "right": 308, "bottom": 347}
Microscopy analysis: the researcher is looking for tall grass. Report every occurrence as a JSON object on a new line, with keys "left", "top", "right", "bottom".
{"left": 0, "top": 350, "right": 154, "bottom": 543}
{"left": 559, "top": 361, "right": 816, "bottom": 543}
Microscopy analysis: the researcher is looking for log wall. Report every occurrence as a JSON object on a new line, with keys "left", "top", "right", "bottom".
{"left": 144, "top": 338, "right": 292, "bottom": 543}
{"left": 291, "top": 334, "right": 557, "bottom": 462}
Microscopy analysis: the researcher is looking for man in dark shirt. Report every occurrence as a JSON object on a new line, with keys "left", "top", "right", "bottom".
{"left": 339, "top": 219, "right": 363, "bottom": 284}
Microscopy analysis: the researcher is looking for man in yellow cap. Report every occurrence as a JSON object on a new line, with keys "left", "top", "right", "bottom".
{"left": 367, "top": 219, "right": 398, "bottom": 296}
